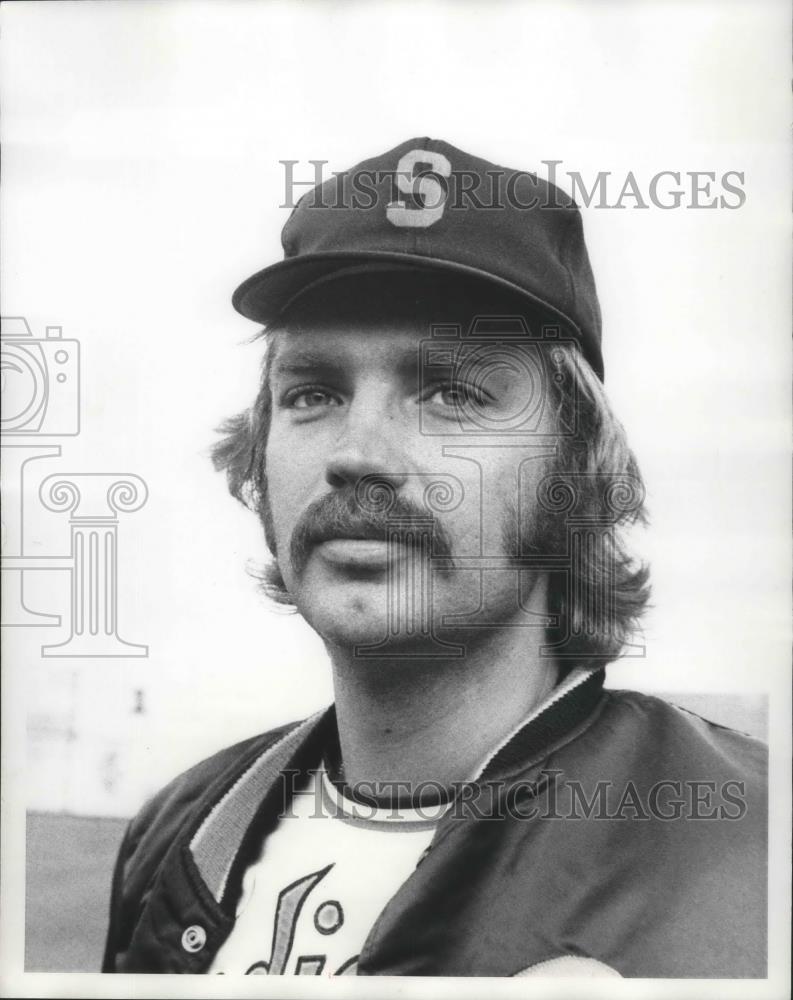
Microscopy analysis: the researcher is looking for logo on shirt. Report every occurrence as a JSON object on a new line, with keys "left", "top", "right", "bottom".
{"left": 244, "top": 865, "right": 358, "bottom": 976}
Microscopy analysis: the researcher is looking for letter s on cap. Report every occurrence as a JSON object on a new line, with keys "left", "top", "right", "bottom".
{"left": 387, "top": 149, "right": 451, "bottom": 228}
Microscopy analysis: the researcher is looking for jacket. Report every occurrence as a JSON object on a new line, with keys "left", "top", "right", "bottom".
{"left": 102, "top": 668, "right": 767, "bottom": 976}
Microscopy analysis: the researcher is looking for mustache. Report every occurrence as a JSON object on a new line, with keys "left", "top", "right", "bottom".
{"left": 289, "top": 487, "right": 454, "bottom": 576}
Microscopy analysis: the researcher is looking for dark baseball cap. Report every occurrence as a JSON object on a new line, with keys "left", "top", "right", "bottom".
{"left": 233, "top": 137, "right": 604, "bottom": 379}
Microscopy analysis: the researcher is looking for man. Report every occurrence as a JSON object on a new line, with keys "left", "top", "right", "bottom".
{"left": 102, "top": 138, "right": 767, "bottom": 977}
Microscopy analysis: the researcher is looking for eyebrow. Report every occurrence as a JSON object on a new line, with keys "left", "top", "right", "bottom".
{"left": 270, "top": 350, "right": 342, "bottom": 379}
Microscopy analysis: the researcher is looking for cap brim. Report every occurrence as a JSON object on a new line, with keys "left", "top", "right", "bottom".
{"left": 233, "top": 251, "right": 582, "bottom": 338}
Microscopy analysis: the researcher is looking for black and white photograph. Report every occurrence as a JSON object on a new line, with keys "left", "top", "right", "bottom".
{"left": 1, "top": 1, "right": 790, "bottom": 997}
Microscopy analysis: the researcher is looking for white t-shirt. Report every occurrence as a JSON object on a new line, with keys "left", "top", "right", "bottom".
{"left": 209, "top": 767, "right": 440, "bottom": 976}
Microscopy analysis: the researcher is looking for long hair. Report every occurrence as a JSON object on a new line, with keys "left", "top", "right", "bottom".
{"left": 212, "top": 303, "right": 650, "bottom": 671}
{"left": 537, "top": 345, "right": 650, "bottom": 668}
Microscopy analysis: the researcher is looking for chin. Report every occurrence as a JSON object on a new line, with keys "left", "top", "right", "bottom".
{"left": 288, "top": 562, "right": 485, "bottom": 655}
{"left": 295, "top": 577, "right": 393, "bottom": 648}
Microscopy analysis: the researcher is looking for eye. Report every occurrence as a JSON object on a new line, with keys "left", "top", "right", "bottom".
{"left": 422, "top": 381, "right": 489, "bottom": 409}
{"left": 283, "top": 386, "right": 341, "bottom": 410}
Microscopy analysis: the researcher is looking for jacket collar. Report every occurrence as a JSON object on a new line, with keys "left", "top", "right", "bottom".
{"left": 189, "top": 710, "right": 329, "bottom": 904}
{"left": 186, "top": 666, "right": 605, "bottom": 909}
{"left": 477, "top": 665, "right": 605, "bottom": 780}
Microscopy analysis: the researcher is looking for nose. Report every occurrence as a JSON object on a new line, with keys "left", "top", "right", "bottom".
{"left": 324, "top": 399, "right": 408, "bottom": 494}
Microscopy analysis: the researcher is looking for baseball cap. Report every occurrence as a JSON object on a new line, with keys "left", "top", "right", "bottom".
{"left": 233, "top": 137, "right": 604, "bottom": 379}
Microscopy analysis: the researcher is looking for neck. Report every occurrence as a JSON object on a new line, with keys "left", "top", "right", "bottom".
{"left": 327, "top": 613, "right": 559, "bottom": 797}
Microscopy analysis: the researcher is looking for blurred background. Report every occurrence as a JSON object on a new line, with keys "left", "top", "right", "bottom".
{"left": 1, "top": 0, "right": 788, "bottom": 974}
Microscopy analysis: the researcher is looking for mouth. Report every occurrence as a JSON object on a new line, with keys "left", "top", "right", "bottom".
{"left": 314, "top": 537, "right": 409, "bottom": 569}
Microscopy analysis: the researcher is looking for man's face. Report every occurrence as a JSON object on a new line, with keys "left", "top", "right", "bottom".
{"left": 263, "top": 276, "right": 558, "bottom": 653}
